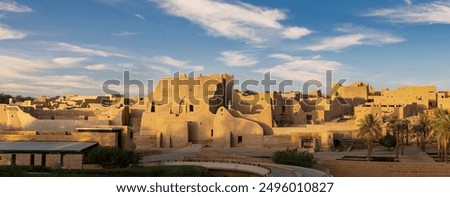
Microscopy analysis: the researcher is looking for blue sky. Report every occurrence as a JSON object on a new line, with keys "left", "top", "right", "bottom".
{"left": 1, "top": 0, "right": 450, "bottom": 96}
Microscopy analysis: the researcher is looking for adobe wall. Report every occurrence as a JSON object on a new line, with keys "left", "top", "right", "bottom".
{"left": 0, "top": 154, "right": 12, "bottom": 165}
{"left": 23, "top": 120, "right": 110, "bottom": 132}
{"left": 355, "top": 104, "right": 418, "bottom": 124}
{"left": 63, "top": 154, "right": 84, "bottom": 170}
{"left": 157, "top": 121, "right": 189, "bottom": 148}
{"left": 213, "top": 107, "right": 264, "bottom": 148}
{"left": 335, "top": 82, "right": 373, "bottom": 107}
{"left": 45, "top": 154, "right": 61, "bottom": 168}
{"left": 232, "top": 92, "right": 269, "bottom": 114}
{"left": 72, "top": 132, "right": 118, "bottom": 147}
{"left": 119, "top": 126, "right": 134, "bottom": 150}
{"left": 0, "top": 105, "right": 127, "bottom": 133}
{"left": 372, "top": 86, "right": 437, "bottom": 109}
{"left": 240, "top": 107, "right": 273, "bottom": 135}
{"left": 267, "top": 123, "right": 358, "bottom": 149}
{"left": 150, "top": 73, "right": 233, "bottom": 115}
{"left": 231, "top": 92, "right": 274, "bottom": 135}
{"left": 15, "top": 154, "right": 31, "bottom": 166}
{"left": 26, "top": 108, "right": 123, "bottom": 121}
{"left": 141, "top": 101, "right": 217, "bottom": 148}
{"left": 0, "top": 105, "right": 113, "bottom": 132}
{"left": 437, "top": 92, "right": 450, "bottom": 110}
{"left": 0, "top": 132, "right": 118, "bottom": 147}
{"left": 141, "top": 105, "right": 265, "bottom": 148}
{"left": 129, "top": 106, "right": 145, "bottom": 133}
{"left": 0, "top": 153, "right": 84, "bottom": 169}
{"left": 0, "top": 105, "right": 8, "bottom": 130}
{"left": 323, "top": 99, "right": 352, "bottom": 121}
{"left": 34, "top": 154, "right": 42, "bottom": 166}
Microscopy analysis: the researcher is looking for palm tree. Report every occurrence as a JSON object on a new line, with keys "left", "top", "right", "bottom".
{"left": 358, "top": 114, "right": 382, "bottom": 161}
{"left": 387, "top": 116, "right": 408, "bottom": 158}
{"left": 405, "top": 117, "right": 413, "bottom": 145}
{"left": 431, "top": 109, "right": 450, "bottom": 163}
{"left": 411, "top": 112, "right": 431, "bottom": 152}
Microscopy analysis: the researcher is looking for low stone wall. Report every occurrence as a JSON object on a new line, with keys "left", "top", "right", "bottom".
{"left": 0, "top": 154, "right": 12, "bottom": 165}
{"left": 63, "top": 154, "right": 84, "bottom": 170}
{"left": 45, "top": 154, "right": 61, "bottom": 168}
{"left": 15, "top": 154, "right": 31, "bottom": 166}
{"left": 0, "top": 153, "right": 85, "bottom": 169}
{"left": 33, "top": 154, "right": 42, "bottom": 166}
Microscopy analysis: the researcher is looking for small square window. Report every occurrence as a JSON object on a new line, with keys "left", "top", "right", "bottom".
{"left": 238, "top": 136, "right": 243, "bottom": 144}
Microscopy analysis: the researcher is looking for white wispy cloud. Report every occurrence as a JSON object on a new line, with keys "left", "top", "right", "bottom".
{"left": 153, "top": 0, "right": 311, "bottom": 43}
{"left": 0, "top": 83, "right": 70, "bottom": 95}
{"left": 52, "top": 57, "right": 87, "bottom": 66}
{"left": 0, "top": 24, "right": 26, "bottom": 40}
{"left": 149, "top": 65, "right": 171, "bottom": 75}
{"left": 0, "top": 55, "right": 82, "bottom": 73}
{"left": 0, "top": 0, "right": 32, "bottom": 13}
{"left": 85, "top": 63, "right": 135, "bottom": 72}
{"left": 85, "top": 64, "right": 112, "bottom": 71}
{"left": 312, "top": 55, "right": 321, "bottom": 60}
{"left": 405, "top": 0, "right": 413, "bottom": 6}
{"left": 57, "top": 42, "right": 128, "bottom": 58}
{"left": 32, "top": 75, "right": 99, "bottom": 90}
{"left": 152, "top": 55, "right": 204, "bottom": 71}
{"left": 113, "top": 31, "right": 138, "bottom": 36}
{"left": 306, "top": 34, "right": 366, "bottom": 51}
{"left": 217, "top": 51, "right": 258, "bottom": 67}
{"left": 257, "top": 53, "right": 342, "bottom": 82}
{"left": 0, "top": 55, "right": 100, "bottom": 95}
{"left": 281, "top": 27, "right": 312, "bottom": 40}
{"left": 366, "top": 1, "right": 450, "bottom": 24}
{"left": 305, "top": 24, "right": 404, "bottom": 51}
{"left": 268, "top": 53, "right": 295, "bottom": 61}
{"left": 134, "top": 13, "right": 145, "bottom": 20}
{"left": 0, "top": 55, "right": 52, "bottom": 72}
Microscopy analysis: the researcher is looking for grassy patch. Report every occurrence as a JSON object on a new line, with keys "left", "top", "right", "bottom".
{"left": 272, "top": 150, "right": 317, "bottom": 168}
{"left": 0, "top": 165, "right": 210, "bottom": 177}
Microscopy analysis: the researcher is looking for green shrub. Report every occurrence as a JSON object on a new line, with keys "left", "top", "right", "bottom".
{"left": 272, "top": 150, "right": 317, "bottom": 168}
{"left": 0, "top": 166, "right": 210, "bottom": 177}
{"left": 52, "top": 166, "right": 210, "bottom": 177}
{"left": 379, "top": 134, "right": 396, "bottom": 150}
{"left": 0, "top": 166, "right": 50, "bottom": 177}
{"left": 85, "top": 147, "right": 140, "bottom": 168}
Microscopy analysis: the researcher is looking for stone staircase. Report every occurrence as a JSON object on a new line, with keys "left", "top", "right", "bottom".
{"left": 196, "top": 150, "right": 273, "bottom": 164}
{"left": 320, "top": 160, "right": 450, "bottom": 177}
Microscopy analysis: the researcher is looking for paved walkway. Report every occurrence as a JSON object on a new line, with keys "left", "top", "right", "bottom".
{"left": 397, "top": 145, "right": 436, "bottom": 163}
{"left": 141, "top": 145, "right": 330, "bottom": 177}
{"left": 314, "top": 145, "right": 436, "bottom": 164}
{"left": 139, "top": 141, "right": 446, "bottom": 177}
{"left": 264, "top": 163, "right": 330, "bottom": 177}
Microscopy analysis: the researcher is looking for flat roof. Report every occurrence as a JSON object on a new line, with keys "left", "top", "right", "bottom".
{"left": 0, "top": 141, "right": 98, "bottom": 153}
{"left": 76, "top": 127, "right": 122, "bottom": 132}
